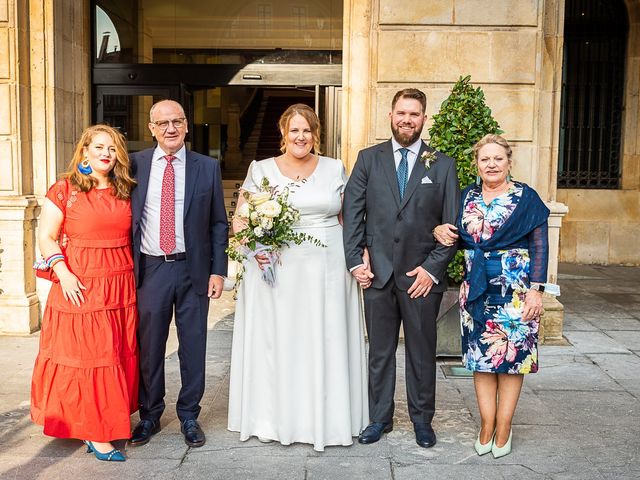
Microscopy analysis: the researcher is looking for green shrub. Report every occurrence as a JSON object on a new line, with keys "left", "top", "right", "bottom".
{"left": 428, "top": 75, "right": 503, "bottom": 284}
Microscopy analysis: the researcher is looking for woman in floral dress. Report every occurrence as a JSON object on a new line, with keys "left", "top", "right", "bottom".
{"left": 434, "top": 134, "right": 549, "bottom": 458}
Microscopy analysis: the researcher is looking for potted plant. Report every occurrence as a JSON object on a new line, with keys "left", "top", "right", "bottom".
{"left": 428, "top": 75, "right": 503, "bottom": 356}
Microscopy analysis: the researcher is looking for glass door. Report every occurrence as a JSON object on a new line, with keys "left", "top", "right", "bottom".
{"left": 94, "top": 85, "right": 179, "bottom": 153}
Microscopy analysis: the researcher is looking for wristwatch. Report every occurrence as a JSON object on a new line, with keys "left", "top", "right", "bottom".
{"left": 530, "top": 283, "right": 545, "bottom": 293}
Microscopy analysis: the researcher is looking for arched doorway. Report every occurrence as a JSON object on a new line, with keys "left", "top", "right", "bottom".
{"left": 558, "top": 0, "right": 629, "bottom": 189}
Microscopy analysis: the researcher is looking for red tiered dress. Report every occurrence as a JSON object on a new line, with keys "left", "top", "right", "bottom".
{"left": 31, "top": 180, "right": 139, "bottom": 441}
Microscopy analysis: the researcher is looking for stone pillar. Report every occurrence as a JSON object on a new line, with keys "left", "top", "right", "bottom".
{"left": 621, "top": 0, "right": 640, "bottom": 191}
{"left": 0, "top": 199, "right": 41, "bottom": 334}
{"left": 0, "top": 0, "right": 90, "bottom": 334}
{"left": 0, "top": 0, "right": 39, "bottom": 333}
{"left": 341, "top": 0, "right": 373, "bottom": 171}
{"left": 541, "top": 201, "right": 569, "bottom": 345}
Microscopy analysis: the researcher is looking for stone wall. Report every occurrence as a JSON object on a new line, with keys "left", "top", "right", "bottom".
{"left": 342, "top": 0, "right": 565, "bottom": 204}
{"left": 557, "top": 190, "right": 640, "bottom": 265}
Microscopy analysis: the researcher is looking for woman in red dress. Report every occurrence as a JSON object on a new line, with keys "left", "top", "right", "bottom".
{"left": 31, "top": 125, "right": 138, "bottom": 462}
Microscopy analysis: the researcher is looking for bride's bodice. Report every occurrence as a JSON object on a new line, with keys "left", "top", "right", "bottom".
{"left": 241, "top": 156, "right": 348, "bottom": 228}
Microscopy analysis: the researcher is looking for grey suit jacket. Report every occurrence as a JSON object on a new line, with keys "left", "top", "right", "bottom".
{"left": 342, "top": 139, "right": 460, "bottom": 292}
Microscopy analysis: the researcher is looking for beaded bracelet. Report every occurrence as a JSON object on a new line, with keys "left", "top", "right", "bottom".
{"left": 45, "top": 253, "right": 65, "bottom": 269}
{"left": 49, "top": 257, "right": 65, "bottom": 269}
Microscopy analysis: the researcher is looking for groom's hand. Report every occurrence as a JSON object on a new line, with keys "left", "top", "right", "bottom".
{"left": 352, "top": 265, "right": 374, "bottom": 289}
{"left": 406, "top": 266, "right": 434, "bottom": 299}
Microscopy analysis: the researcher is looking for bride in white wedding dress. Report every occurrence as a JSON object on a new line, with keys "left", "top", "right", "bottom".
{"left": 227, "top": 104, "right": 368, "bottom": 452}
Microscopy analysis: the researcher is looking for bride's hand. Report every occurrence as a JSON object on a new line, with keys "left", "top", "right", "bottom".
{"left": 232, "top": 216, "right": 249, "bottom": 235}
{"left": 433, "top": 223, "right": 459, "bottom": 246}
{"left": 254, "top": 253, "right": 271, "bottom": 270}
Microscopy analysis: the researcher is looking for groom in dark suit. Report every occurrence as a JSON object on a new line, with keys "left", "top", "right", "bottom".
{"left": 343, "top": 88, "right": 459, "bottom": 447}
{"left": 128, "top": 100, "right": 228, "bottom": 448}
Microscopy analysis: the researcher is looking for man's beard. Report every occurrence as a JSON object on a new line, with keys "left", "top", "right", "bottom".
{"left": 391, "top": 122, "right": 423, "bottom": 147}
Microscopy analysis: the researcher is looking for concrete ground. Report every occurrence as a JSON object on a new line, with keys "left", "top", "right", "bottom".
{"left": 0, "top": 263, "right": 639, "bottom": 479}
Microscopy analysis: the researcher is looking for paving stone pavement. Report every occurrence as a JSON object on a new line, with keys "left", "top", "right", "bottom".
{"left": 0, "top": 264, "right": 639, "bottom": 479}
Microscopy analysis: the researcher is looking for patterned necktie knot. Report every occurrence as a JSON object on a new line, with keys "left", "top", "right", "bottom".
{"left": 397, "top": 148, "right": 409, "bottom": 200}
{"left": 164, "top": 155, "right": 175, "bottom": 163}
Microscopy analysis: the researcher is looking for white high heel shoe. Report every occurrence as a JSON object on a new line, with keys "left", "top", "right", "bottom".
{"left": 491, "top": 429, "right": 512, "bottom": 458}
{"left": 474, "top": 431, "right": 494, "bottom": 455}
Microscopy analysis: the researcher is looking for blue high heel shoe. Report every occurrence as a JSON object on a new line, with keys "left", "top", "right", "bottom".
{"left": 84, "top": 440, "right": 126, "bottom": 462}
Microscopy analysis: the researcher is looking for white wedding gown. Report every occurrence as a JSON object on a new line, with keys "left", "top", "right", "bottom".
{"left": 227, "top": 156, "right": 368, "bottom": 451}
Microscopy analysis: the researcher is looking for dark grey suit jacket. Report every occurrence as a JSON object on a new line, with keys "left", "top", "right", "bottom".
{"left": 342, "top": 140, "right": 459, "bottom": 293}
{"left": 130, "top": 147, "right": 229, "bottom": 294}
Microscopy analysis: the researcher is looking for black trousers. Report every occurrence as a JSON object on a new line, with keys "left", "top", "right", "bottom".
{"left": 363, "top": 277, "right": 442, "bottom": 425}
{"left": 136, "top": 255, "right": 209, "bottom": 423}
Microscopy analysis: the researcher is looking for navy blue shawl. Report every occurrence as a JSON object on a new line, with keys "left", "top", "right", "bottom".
{"left": 456, "top": 182, "right": 550, "bottom": 321}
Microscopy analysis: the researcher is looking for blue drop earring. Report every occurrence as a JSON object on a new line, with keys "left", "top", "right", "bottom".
{"left": 475, "top": 175, "right": 481, "bottom": 186}
{"left": 506, "top": 173, "right": 512, "bottom": 183}
{"left": 78, "top": 157, "right": 92, "bottom": 175}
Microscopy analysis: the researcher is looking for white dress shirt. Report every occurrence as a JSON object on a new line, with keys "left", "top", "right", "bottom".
{"left": 140, "top": 145, "right": 187, "bottom": 255}
{"left": 391, "top": 136, "right": 421, "bottom": 174}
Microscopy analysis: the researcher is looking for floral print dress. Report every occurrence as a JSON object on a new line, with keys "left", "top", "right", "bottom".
{"left": 459, "top": 183, "right": 542, "bottom": 374}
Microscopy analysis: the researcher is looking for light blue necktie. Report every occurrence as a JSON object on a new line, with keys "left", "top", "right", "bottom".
{"left": 397, "top": 148, "right": 409, "bottom": 199}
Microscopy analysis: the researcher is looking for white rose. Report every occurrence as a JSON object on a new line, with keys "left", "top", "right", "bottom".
{"left": 255, "top": 200, "right": 282, "bottom": 218}
{"left": 249, "top": 191, "right": 271, "bottom": 206}
{"left": 261, "top": 217, "right": 273, "bottom": 230}
{"left": 253, "top": 226, "right": 264, "bottom": 237}
{"left": 250, "top": 211, "right": 259, "bottom": 223}
{"left": 236, "top": 202, "right": 250, "bottom": 218}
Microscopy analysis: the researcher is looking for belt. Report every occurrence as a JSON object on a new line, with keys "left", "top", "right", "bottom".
{"left": 142, "top": 252, "right": 187, "bottom": 262}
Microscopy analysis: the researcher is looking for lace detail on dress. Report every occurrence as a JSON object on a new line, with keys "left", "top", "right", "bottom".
{"left": 66, "top": 189, "right": 79, "bottom": 209}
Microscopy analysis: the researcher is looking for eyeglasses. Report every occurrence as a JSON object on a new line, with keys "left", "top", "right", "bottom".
{"left": 150, "top": 117, "right": 187, "bottom": 131}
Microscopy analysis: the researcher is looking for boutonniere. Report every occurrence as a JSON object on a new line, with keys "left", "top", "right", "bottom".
{"left": 420, "top": 150, "right": 437, "bottom": 169}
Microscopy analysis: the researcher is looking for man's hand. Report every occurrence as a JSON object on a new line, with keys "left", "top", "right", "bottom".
{"left": 406, "top": 266, "right": 434, "bottom": 299}
{"left": 432, "top": 223, "right": 458, "bottom": 247}
{"left": 208, "top": 275, "right": 224, "bottom": 299}
{"left": 352, "top": 265, "right": 374, "bottom": 289}
{"left": 350, "top": 248, "right": 375, "bottom": 289}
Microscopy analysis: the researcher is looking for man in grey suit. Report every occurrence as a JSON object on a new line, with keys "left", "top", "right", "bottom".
{"left": 343, "top": 88, "right": 459, "bottom": 447}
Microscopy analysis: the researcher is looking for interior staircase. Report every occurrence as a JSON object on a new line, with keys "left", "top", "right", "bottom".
{"left": 224, "top": 89, "right": 314, "bottom": 230}
{"left": 242, "top": 90, "right": 314, "bottom": 163}
{"left": 222, "top": 179, "right": 243, "bottom": 231}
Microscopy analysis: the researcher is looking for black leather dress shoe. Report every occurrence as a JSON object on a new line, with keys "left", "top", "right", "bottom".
{"left": 414, "top": 423, "right": 436, "bottom": 448}
{"left": 358, "top": 422, "right": 393, "bottom": 444}
{"left": 129, "top": 419, "right": 160, "bottom": 446}
{"left": 181, "top": 419, "right": 206, "bottom": 447}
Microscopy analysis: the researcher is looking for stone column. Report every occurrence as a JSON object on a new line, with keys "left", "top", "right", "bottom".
{"left": 621, "top": 0, "right": 640, "bottom": 191}
{"left": 0, "top": 0, "right": 90, "bottom": 334}
{"left": 537, "top": 0, "right": 568, "bottom": 343}
{"left": 341, "top": 0, "right": 373, "bottom": 171}
{"left": 541, "top": 201, "right": 569, "bottom": 345}
{"left": 0, "top": 0, "right": 40, "bottom": 333}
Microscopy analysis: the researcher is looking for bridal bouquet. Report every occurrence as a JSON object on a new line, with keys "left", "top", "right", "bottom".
{"left": 226, "top": 177, "right": 324, "bottom": 289}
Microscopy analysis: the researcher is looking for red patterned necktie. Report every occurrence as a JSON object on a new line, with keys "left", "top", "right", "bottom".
{"left": 160, "top": 155, "right": 176, "bottom": 254}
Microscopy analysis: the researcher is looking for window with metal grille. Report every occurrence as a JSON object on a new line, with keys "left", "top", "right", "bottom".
{"left": 558, "top": 0, "right": 629, "bottom": 189}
